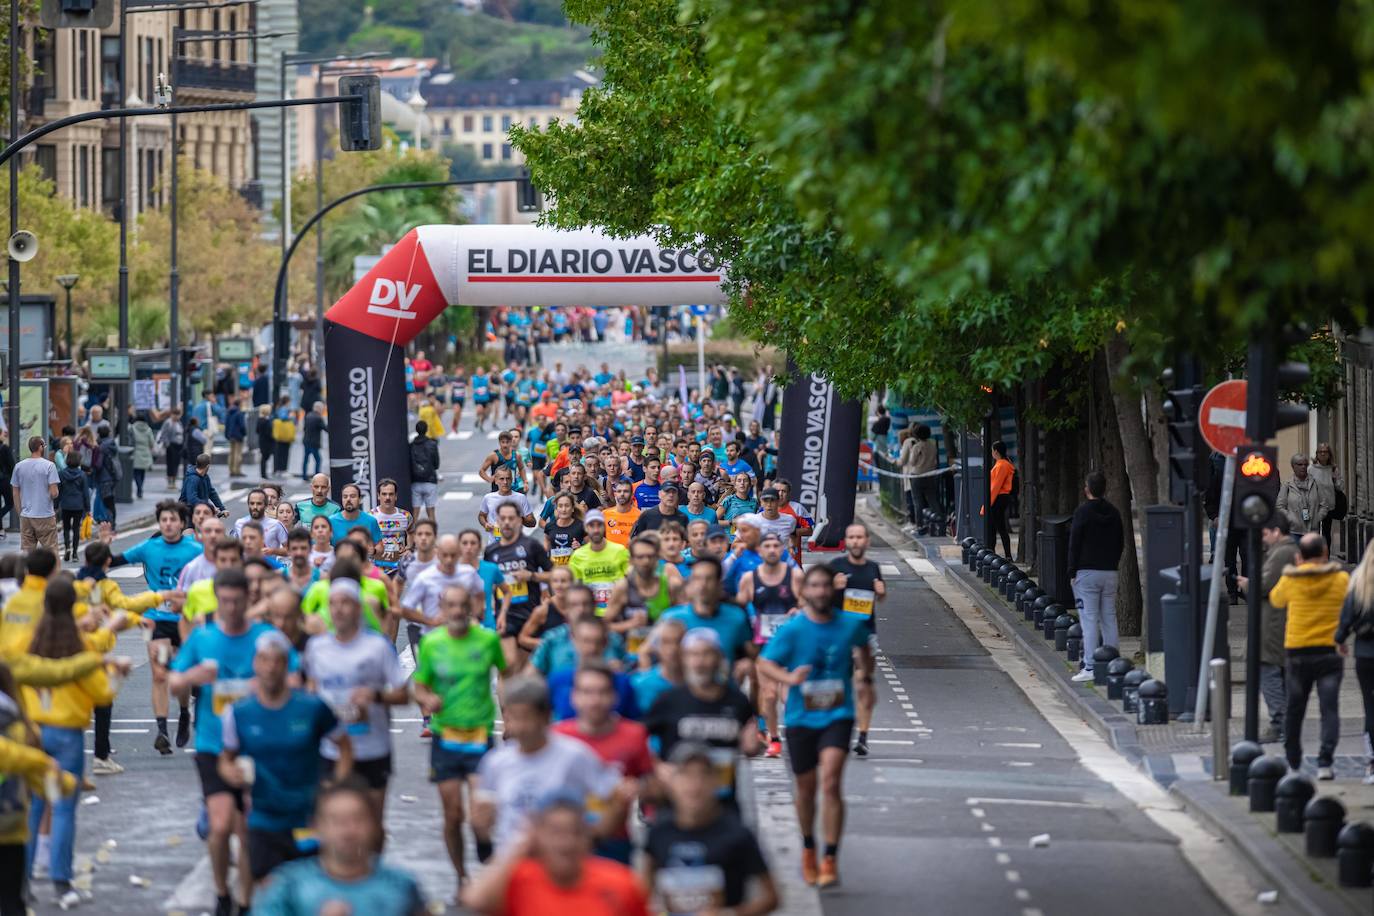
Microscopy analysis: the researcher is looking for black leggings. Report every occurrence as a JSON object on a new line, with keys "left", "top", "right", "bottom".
{"left": 62, "top": 509, "right": 83, "bottom": 556}
{"left": 1357, "top": 657, "right": 1374, "bottom": 762}
{"left": 94, "top": 704, "right": 113, "bottom": 760}
{"left": 0, "top": 843, "right": 25, "bottom": 916}
{"left": 165, "top": 442, "right": 183, "bottom": 482}
{"left": 989, "top": 494, "right": 1013, "bottom": 557}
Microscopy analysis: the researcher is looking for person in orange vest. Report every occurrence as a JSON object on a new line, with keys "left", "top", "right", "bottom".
{"left": 987, "top": 441, "right": 1015, "bottom": 558}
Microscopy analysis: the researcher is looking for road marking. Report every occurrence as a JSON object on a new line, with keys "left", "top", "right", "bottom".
{"left": 905, "top": 557, "right": 937, "bottom": 574}
{"left": 981, "top": 822, "right": 995, "bottom": 832}
{"left": 995, "top": 852, "right": 1010, "bottom": 865}
{"left": 965, "top": 797, "right": 1097, "bottom": 809}
{"left": 994, "top": 742, "right": 1043, "bottom": 749}
{"left": 442, "top": 491, "right": 474, "bottom": 501}
{"left": 1006, "top": 761, "right": 1034, "bottom": 767}
{"left": 1005, "top": 870, "right": 1021, "bottom": 884}
{"left": 457, "top": 430, "right": 474, "bottom": 440}
{"left": 460, "top": 473, "right": 485, "bottom": 484}
{"left": 1015, "top": 889, "right": 1031, "bottom": 901}
{"left": 867, "top": 739, "right": 914, "bottom": 746}
{"left": 1023, "top": 909, "right": 1043, "bottom": 916}
{"left": 987, "top": 837, "right": 1002, "bottom": 848}
{"left": 880, "top": 563, "right": 901, "bottom": 576}
{"left": 970, "top": 808, "right": 985, "bottom": 818}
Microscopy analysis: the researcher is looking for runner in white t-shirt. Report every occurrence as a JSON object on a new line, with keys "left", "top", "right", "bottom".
{"left": 477, "top": 466, "right": 535, "bottom": 542}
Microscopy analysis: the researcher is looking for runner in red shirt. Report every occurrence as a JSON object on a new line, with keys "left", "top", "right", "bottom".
{"left": 553, "top": 661, "right": 654, "bottom": 864}
{"left": 462, "top": 795, "right": 650, "bottom": 916}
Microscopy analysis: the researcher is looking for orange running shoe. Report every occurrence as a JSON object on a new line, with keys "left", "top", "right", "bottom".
{"left": 766, "top": 739, "right": 782, "bottom": 758}
{"left": 801, "top": 848, "right": 819, "bottom": 885}
{"left": 818, "top": 854, "right": 840, "bottom": 888}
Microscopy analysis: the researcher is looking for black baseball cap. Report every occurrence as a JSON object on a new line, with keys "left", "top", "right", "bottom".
{"left": 760, "top": 487, "right": 780, "bottom": 500}
{"left": 706, "top": 523, "right": 729, "bottom": 539}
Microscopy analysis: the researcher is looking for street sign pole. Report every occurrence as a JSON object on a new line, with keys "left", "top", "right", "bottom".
{"left": 697, "top": 315, "right": 706, "bottom": 397}
{"left": 1195, "top": 450, "right": 1235, "bottom": 728}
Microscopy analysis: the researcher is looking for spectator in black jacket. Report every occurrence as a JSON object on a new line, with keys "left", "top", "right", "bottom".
{"left": 299, "top": 367, "right": 322, "bottom": 416}
{"left": 1068, "top": 470, "right": 1124, "bottom": 682}
{"left": 255, "top": 405, "right": 274, "bottom": 480}
{"left": 409, "top": 421, "right": 441, "bottom": 523}
{"left": 179, "top": 453, "right": 226, "bottom": 515}
{"left": 302, "top": 401, "right": 327, "bottom": 480}
{"left": 95, "top": 424, "right": 123, "bottom": 528}
{"left": 0, "top": 430, "right": 13, "bottom": 535}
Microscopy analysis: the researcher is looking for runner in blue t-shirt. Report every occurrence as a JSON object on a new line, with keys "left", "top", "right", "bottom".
{"left": 471, "top": 371, "right": 493, "bottom": 431}
{"left": 328, "top": 483, "right": 384, "bottom": 545}
{"left": 757, "top": 564, "right": 871, "bottom": 888}
{"left": 170, "top": 568, "right": 301, "bottom": 914}
{"left": 109, "top": 500, "right": 203, "bottom": 753}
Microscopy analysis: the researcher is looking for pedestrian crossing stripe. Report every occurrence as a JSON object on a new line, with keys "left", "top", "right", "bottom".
{"left": 460, "top": 473, "right": 485, "bottom": 484}
{"left": 881, "top": 564, "right": 901, "bottom": 576}
{"left": 487, "top": 430, "right": 501, "bottom": 439}
{"left": 442, "top": 492, "right": 475, "bottom": 501}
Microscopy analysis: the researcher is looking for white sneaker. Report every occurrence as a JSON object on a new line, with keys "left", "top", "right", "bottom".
{"left": 92, "top": 757, "right": 123, "bottom": 775}
{"left": 1318, "top": 766, "right": 1335, "bottom": 781}
{"left": 1362, "top": 764, "right": 1374, "bottom": 785}
{"left": 57, "top": 889, "right": 81, "bottom": 910}
{"left": 31, "top": 859, "right": 49, "bottom": 880}
{"left": 1070, "top": 668, "right": 1095, "bottom": 683}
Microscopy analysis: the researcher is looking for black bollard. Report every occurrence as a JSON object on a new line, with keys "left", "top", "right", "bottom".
{"left": 961, "top": 537, "right": 977, "bottom": 565}
{"left": 1275, "top": 774, "right": 1316, "bottom": 833}
{"left": 1247, "top": 756, "right": 1288, "bottom": 813}
{"left": 1042, "top": 604, "right": 1062, "bottom": 640}
{"left": 1337, "top": 822, "right": 1374, "bottom": 887}
{"left": 994, "top": 562, "right": 1013, "bottom": 594}
{"left": 1021, "top": 588, "right": 1044, "bottom": 621}
{"left": 1054, "top": 614, "right": 1074, "bottom": 652}
{"left": 1106, "top": 657, "right": 1134, "bottom": 700}
{"left": 1121, "top": 668, "right": 1148, "bottom": 714}
{"left": 1137, "top": 679, "right": 1168, "bottom": 725}
{"left": 1031, "top": 596, "right": 1054, "bottom": 628}
{"left": 1091, "top": 646, "right": 1120, "bottom": 686}
{"left": 1066, "top": 623, "right": 1084, "bottom": 663}
{"left": 1305, "top": 796, "right": 1346, "bottom": 857}
{"left": 1228, "top": 740, "right": 1263, "bottom": 796}
{"left": 1011, "top": 575, "right": 1031, "bottom": 604}
{"left": 1004, "top": 570, "right": 1026, "bottom": 601}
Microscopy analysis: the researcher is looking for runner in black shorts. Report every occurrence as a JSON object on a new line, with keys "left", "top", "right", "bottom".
{"left": 484, "top": 502, "right": 552, "bottom": 673}
{"left": 757, "top": 565, "right": 871, "bottom": 890}
{"left": 828, "top": 522, "right": 885, "bottom": 758}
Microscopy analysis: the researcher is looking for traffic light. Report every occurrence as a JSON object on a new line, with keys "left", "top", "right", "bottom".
{"left": 515, "top": 170, "right": 543, "bottom": 213}
{"left": 337, "top": 75, "right": 382, "bottom": 152}
{"left": 1232, "top": 444, "right": 1281, "bottom": 529}
{"left": 40, "top": 0, "right": 113, "bottom": 29}
{"left": 1163, "top": 384, "right": 1207, "bottom": 502}
{"left": 1245, "top": 334, "right": 1311, "bottom": 441}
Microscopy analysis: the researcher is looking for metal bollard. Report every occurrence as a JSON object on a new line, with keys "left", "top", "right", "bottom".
{"left": 1021, "top": 588, "right": 1044, "bottom": 621}
{"left": 1305, "top": 796, "right": 1346, "bottom": 857}
{"left": 1092, "top": 645, "right": 1120, "bottom": 686}
{"left": 1247, "top": 756, "right": 1288, "bottom": 813}
{"left": 1337, "top": 822, "right": 1374, "bottom": 887}
{"left": 961, "top": 537, "right": 977, "bottom": 565}
{"left": 1042, "top": 604, "right": 1062, "bottom": 639}
{"left": 1107, "top": 657, "right": 1135, "bottom": 701}
{"left": 1004, "top": 570, "right": 1026, "bottom": 601}
{"left": 1209, "top": 658, "right": 1229, "bottom": 782}
{"left": 1066, "top": 623, "right": 1083, "bottom": 664}
{"left": 1137, "top": 679, "right": 1168, "bottom": 725}
{"left": 1275, "top": 774, "right": 1316, "bottom": 833}
{"left": 1013, "top": 577, "right": 1033, "bottom": 607}
{"left": 1054, "top": 614, "right": 1074, "bottom": 651}
{"left": 1229, "top": 740, "right": 1263, "bottom": 796}
{"left": 1122, "top": 668, "right": 1149, "bottom": 714}
{"left": 995, "top": 563, "right": 1013, "bottom": 594}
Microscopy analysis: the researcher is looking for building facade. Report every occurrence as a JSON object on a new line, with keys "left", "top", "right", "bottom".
{"left": 18, "top": 1, "right": 261, "bottom": 217}
{"left": 422, "top": 72, "right": 593, "bottom": 166}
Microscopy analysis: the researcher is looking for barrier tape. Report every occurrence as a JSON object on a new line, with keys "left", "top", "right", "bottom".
{"left": 858, "top": 460, "right": 960, "bottom": 481}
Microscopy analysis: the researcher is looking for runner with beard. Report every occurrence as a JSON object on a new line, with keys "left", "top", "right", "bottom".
{"left": 485, "top": 503, "right": 553, "bottom": 673}
{"left": 827, "top": 523, "right": 885, "bottom": 759}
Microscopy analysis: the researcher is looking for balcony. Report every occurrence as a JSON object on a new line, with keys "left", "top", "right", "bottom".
{"left": 174, "top": 58, "right": 256, "bottom": 95}
{"left": 237, "top": 180, "right": 263, "bottom": 210}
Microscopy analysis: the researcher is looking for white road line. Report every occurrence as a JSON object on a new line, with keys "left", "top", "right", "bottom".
{"left": 905, "top": 556, "right": 937, "bottom": 574}
{"left": 1023, "top": 908, "right": 1043, "bottom": 916}
{"left": 1005, "top": 870, "right": 1021, "bottom": 884}
{"left": 970, "top": 808, "right": 985, "bottom": 818}
{"left": 1006, "top": 761, "right": 1034, "bottom": 767}
{"left": 442, "top": 491, "right": 475, "bottom": 501}
{"left": 880, "top": 563, "right": 901, "bottom": 576}
{"left": 460, "top": 473, "right": 485, "bottom": 484}
{"left": 987, "top": 837, "right": 1002, "bottom": 848}
{"left": 994, "top": 742, "right": 1043, "bottom": 749}
{"left": 1015, "top": 889, "right": 1031, "bottom": 902}
{"left": 867, "top": 739, "right": 914, "bottom": 745}
{"left": 981, "top": 823, "right": 995, "bottom": 833}
{"left": 457, "top": 430, "right": 474, "bottom": 440}
{"left": 995, "top": 852, "right": 1011, "bottom": 865}
{"left": 965, "top": 797, "right": 1097, "bottom": 809}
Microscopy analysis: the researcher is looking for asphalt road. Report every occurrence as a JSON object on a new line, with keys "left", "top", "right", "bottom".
{"left": 25, "top": 382, "right": 1269, "bottom": 915}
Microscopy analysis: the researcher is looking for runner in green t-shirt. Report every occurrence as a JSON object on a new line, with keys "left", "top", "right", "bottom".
{"left": 413, "top": 582, "right": 505, "bottom": 894}
{"left": 301, "top": 544, "right": 387, "bottom": 634}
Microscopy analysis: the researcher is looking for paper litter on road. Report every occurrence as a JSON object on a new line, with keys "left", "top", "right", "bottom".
{"left": 1257, "top": 891, "right": 1278, "bottom": 904}
{"left": 74, "top": 855, "right": 92, "bottom": 874}
{"left": 166, "top": 834, "right": 183, "bottom": 846}
{"left": 1029, "top": 834, "right": 1050, "bottom": 848}
{"left": 95, "top": 848, "right": 111, "bottom": 863}
{"left": 103, "top": 838, "right": 117, "bottom": 848}
{"left": 80, "top": 794, "right": 100, "bottom": 806}
{"left": 400, "top": 794, "right": 418, "bottom": 803}
{"left": 128, "top": 875, "right": 150, "bottom": 887}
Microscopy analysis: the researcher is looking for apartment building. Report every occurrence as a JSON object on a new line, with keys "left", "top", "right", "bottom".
{"left": 423, "top": 71, "right": 595, "bottom": 165}
{"left": 18, "top": 1, "right": 260, "bottom": 216}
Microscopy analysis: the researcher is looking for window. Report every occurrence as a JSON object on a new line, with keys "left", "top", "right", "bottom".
{"left": 78, "top": 31, "right": 91, "bottom": 100}
{"left": 101, "top": 147, "right": 119, "bottom": 214}
{"left": 501, "top": 114, "right": 511, "bottom": 131}
{"left": 34, "top": 144, "right": 56, "bottom": 185}
{"left": 481, "top": 143, "right": 493, "bottom": 160}
{"left": 482, "top": 115, "right": 492, "bottom": 132}
{"left": 146, "top": 150, "right": 157, "bottom": 208}
{"left": 463, "top": 115, "right": 473, "bottom": 132}
{"left": 501, "top": 143, "right": 511, "bottom": 161}
{"left": 143, "top": 37, "right": 154, "bottom": 101}
{"left": 528, "top": 116, "right": 537, "bottom": 128}
{"left": 79, "top": 146, "right": 91, "bottom": 208}
{"left": 34, "top": 31, "right": 55, "bottom": 98}
{"left": 101, "top": 37, "right": 120, "bottom": 104}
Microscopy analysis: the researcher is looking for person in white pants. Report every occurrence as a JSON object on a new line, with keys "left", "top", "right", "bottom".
{"left": 1067, "top": 470, "right": 1125, "bottom": 683}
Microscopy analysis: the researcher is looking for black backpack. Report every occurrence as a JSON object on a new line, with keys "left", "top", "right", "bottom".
{"left": 1008, "top": 465, "right": 1020, "bottom": 500}
{"left": 410, "top": 439, "right": 434, "bottom": 480}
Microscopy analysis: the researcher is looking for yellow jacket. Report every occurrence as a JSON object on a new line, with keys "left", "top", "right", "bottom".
{"left": 86, "top": 578, "right": 162, "bottom": 618}
{"left": 419, "top": 403, "right": 443, "bottom": 440}
{"left": 1270, "top": 560, "right": 1350, "bottom": 649}
{"left": 22, "top": 634, "right": 115, "bottom": 729}
{"left": 0, "top": 717, "right": 50, "bottom": 845}
{"left": 0, "top": 576, "right": 48, "bottom": 657}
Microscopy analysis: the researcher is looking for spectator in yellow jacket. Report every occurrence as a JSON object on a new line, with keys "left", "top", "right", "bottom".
{"left": 0, "top": 661, "right": 80, "bottom": 914}
{"left": 1269, "top": 532, "right": 1350, "bottom": 779}
{"left": 22, "top": 577, "right": 118, "bottom": 905}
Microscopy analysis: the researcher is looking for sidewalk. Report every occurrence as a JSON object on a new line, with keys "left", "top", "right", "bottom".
{"left": 865, "top": 498, "right": 1372, "bottom": 916}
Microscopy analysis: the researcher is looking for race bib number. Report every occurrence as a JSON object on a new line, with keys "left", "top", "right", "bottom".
{"left": 800, "top": 678, "right": 845, "bottom": 712}
{"left": 708, "top": 747, "right": 736, "bottom": 795}
{"left": 475, "top": 385, "right": 488, "bottom": 397}
{"left": 211, "top": 678, "right": 252, "bottom": 716}
{"left": 591, "top": 582, "right": 614, "bottom": 613}
{"left": 627, "top": 625, "right": 651, "bottom": 656}
{"left": 551, "top": 547, "right": 573, "bottom": 566}
{"left": 440, "top": 725, "right": 489, "bottom": 754}
{"left": 321, "top": 690, "right": 368, "bottom": 736}
{"left": 843, "top": 588, "right": 876, "bottom": 617}
{"left": 508, "top": 580, "right": 529, "bottom": 602}
{"left": 757, "top": 613, "right": 787, "bottom": 641}
{"left": 658, "top": 866, "right": 726, "bottom": 916}
{"left": 292, "top": 828, "right": 319, "bottom": 853}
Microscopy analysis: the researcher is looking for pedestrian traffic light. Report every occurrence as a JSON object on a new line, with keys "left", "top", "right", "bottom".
{"left": 1163, "top": 385, "right": 1206, "bottom": 502}
{"left": 337, "top": 75, "right": 382, "bottom": 152}
{"left": 40, "top": 0, "right": 113, "bottom": 29}
{"left": 1232, "top": 444, "right": 1281, "bottom": 529}
{"left": 1245, "top": 334, "right": 1311, "bottom": 441}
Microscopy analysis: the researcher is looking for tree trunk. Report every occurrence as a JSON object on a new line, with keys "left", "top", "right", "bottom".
{"left": 1093, "top": 348, "right": 1145, "bottom": 637}
{"left": 1143, "top": 383, "right": 1171, "bottom": 505}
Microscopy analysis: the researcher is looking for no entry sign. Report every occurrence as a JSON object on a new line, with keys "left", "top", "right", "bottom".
{"left": 1199, "top": 379, "right": 1248, "bottom": 455}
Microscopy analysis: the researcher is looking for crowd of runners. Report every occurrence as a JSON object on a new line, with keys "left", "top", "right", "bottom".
{"left": 0, "top": 321, "right": 890, "bottom": 916}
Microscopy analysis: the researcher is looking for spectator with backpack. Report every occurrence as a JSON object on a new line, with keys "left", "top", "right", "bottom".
{"left": 410, "top": 420, "right": 441, "bottom": 523}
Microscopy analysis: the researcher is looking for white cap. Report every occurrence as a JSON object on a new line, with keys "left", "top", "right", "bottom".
{"left": 733, "top": 513, "right": 763, "bottom": 530}
{"left": 328, "top": 578, "right": 362, "bottom": 603}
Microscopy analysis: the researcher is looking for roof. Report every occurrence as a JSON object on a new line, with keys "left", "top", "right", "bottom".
{"left": 420, "top": 75, "right": 595, "bottom": 109}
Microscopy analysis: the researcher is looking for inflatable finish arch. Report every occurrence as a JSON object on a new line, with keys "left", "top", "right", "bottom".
{"left": 323, "top": 225, "right": 728, "bottom": 506}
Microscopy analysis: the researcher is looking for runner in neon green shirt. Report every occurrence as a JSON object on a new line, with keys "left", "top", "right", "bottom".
{"left": 568, "top": 510, "right": 630, "bottom": 616}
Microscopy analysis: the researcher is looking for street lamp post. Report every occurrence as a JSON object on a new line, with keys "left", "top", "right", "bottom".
{"left": 55, "top": 274, "right": 78, "bottom": 359}
{"left": 7, "top": 0, "right": 22, "bottom": 469}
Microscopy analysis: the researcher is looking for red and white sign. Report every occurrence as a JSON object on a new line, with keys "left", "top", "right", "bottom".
{"left": 1199, "top": 379, "right": 1248, "bottom": 455}
{"left": 326, "top": 225, "right": 729, "bottom": 346}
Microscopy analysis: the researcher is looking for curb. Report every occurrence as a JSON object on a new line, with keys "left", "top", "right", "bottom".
{"left": 856, "top": 499, "right": 1361, "bottom": 916}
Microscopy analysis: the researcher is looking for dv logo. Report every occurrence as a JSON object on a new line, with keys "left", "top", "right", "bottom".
{"left": 366, "top": 278, "right": 421, "bottom": 319}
